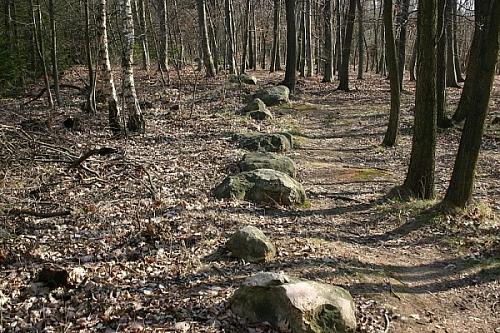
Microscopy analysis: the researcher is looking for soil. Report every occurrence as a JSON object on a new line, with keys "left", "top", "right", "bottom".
{"left": 0, "top": 68, "right": 498, "bottom": 333}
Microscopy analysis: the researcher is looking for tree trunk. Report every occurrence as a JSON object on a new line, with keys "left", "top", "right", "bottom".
{"left": 305, "top": 0, "right": 313, "bottom": 77}
{"left": 335, "top": 0, "right": 342, "bottom": 75}
{"left": 240, "top": 0, "right": 251, "bottom": 73}
{"left": 270, "top": 0, "right": 282, "bottom": 72}
{"left": 98, "top": 0, "right": 122, "bottom": 133}
{"left": 337, "top": 0, "right": 356, "bottom": 91}
{"left": 356, "top": 0, "right": 364, "bottom": 80}
{"left": 283, "top": 0, "right": 297, "bottom": 91}
{"left": 445, "top": 0, "right": 459, "bottom": 87}
{"left": 84, "top": 0, "right": 96, "bottom": 114}
{"left": 403, "top": 0, "right": 437, "bottom": 199}
{"left": 443, "top": 0, "right": 500, "bottom": 208}
{"left": 382, "top": 0, "right": 400, "bottom": 147}
{"left": 134, "top": 0, "right": 150, "bottom": 71}
{"left": 197, "top": 0, "right": 216, "bottom": 76}
{"left": 120, "top": 0, "right": 145, "bottom": 132}
{"left": 451, "top": 0, "right": 464, "bottom": 82}
{"left": 48, "top": 0, "right": 61, "bottom": 105}
{"left": 224, "top": 0, "right": 237, "bottom": 73}
{"left": 436, "top": 0, "right": 452, "bottom": 128}
{"left": 158, "top": 0, "right": 169, "bottom": 71}
{"left": 299, "top": 1, "right": 306, "bottom": 77}
{"left": 397, "top": 0, "right": 409, "bottom": 89}
{"left": 323, "top": 0, "right": 333, "bottom": 82}
{"left": 409, "top": 35, "right": 417, "bottom": 81}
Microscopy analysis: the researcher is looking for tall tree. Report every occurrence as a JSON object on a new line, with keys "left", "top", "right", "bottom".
{"left": 158, "top": 0, "right": 169, "bottom": 71}
{"left": 48, "top": 0, "right": 61, "bottom": 105}
{"left": 120, "top": 0, "right": 145, "bottom": 132}
{"left": 334, "top": 0, "right": 342, "bottom": 75}
{"left": 337, "top": 0, "right": 356, "bottom": 91}
{"left": 445, "top": 0, "right": 459, "bottom": 87}
{"left": 97, "top": 0, "right": 122, "bottom": 133}
{"left": 282, "top": 0, "right": 297, "bottom": 91}
{"left": 403, "top": 0, "right": 437, "bottom": 199}
{"left": 436, "top": 0, "right": 452, "bottom": 128}
{"left": 322, "top": 0, "right": 334, "bottom": 82}
{"left": 356, "top": 0, "right": 364, "bottom": 80}
{"left": 443, "top": 0, "right": 500, "bottom": 208}
{"left": 224, "top": 0, "right": 237, "bottom": 73}
{"left": 240, "top": 0, "right": 251, "bottom": 73}
{"left": 305, "top": 0, "right": 313, "bottom": 77}
{"left": 196, "top": 0, "right": 216, "bottom": 76}
{"left": 133, "top": 0, "right": 150, "bottom": 71}
{"left": 382, "top": 0, "right": 400, "bottom": 147}
{"left": 397, "top": 0, "right": 409, "bottom": 89}
{"left": 270, "top": 0, "right": 282, "bottom": 72}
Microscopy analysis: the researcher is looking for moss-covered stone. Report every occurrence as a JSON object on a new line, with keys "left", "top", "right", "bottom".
{"left": 214, "top": 169, "right": 306, "bottom": 206}
{"left": 241, "top": 98, "right": 273, "bottom": 120}
{"left": 237, "top": 133, "right": 293, "bottom": 152}
{"left": 229, "top": 74, "right": 258, "bottom": 85}
{"left": 231, "top": 272, "right": 357, "bottom": 333}
{"left": 254, "top": 85, "right": 290, "bottom": 106}
{"left": 239, "top": 152, "right": 297, "bottom": 178}
{"left": 226, "top": 226, "right": 276, "bottom": 262}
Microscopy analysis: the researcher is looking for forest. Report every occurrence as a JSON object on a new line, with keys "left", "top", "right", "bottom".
{"left": 0, "top": 0, "right": 499, "bottom": 332}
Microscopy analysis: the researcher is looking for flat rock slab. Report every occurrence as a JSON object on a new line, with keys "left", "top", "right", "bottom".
{"left": 254, "top": 85, "right": 290, "bottom": 106}
{"left": 231, "top": 272, "right": 357, "bottom": 333}
{"left": 214, "top": 169, "right": 306, "bottom": 206}
{"left": 237, "top": 133, "right": 294, "bottom": 153}
{"left": 226, "top": 226, "right": 276, "bottom": 262}
{"left": 239, "top": 152, "right": 297, "bottom": 178}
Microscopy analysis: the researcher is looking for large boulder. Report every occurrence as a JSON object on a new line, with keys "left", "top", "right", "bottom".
{"left": 231, "top": 272, "right": 357, "bottom": 333}
{"left": 214, "top": 169, "right": 306, "bottom": 206}
{"left": 254, "top": 85, "right": 290, "bottom": 106}
{"left": 239, "top": 152, "right": 297, "bottom": 178}
{"left": 229, "top": 74, "right": 258, "bottom": 85}
{"left": 226, "top": 226, "right": 276, "bottom": 262}
{"left": 238, "top": 133, "right": 293, "bottom": 152}
{"left": 241, "top": 98, "right": 273, "bottom": 120}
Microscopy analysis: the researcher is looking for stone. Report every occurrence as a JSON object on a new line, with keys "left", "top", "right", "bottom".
{"left": 214, "top": 169, "right": 306, "bottom": 206}
{"left": 254, "top": 85, "right": 290, "bottom": 106}
{"left": 241, "top": 98, "right": 273, "bottom": 120}
{"left": 231, "top": 272, "right": 357, "bottom": 333}
{"left": 238, "top": 133, "right": 293, "bottom": 152}
{"left": 229, "top": 74, "right": 258, "bottom": 85}
{"left": 226, "top": 226, "right": 276, "bottom": 262}
{"left": 239, "top": 152, "right": 297, "bottom": 178}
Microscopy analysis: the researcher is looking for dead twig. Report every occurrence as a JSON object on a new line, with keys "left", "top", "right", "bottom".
{"left": 69, "top": 147, "right": 118, "bottom": 169}
{"left": 5, "top": 208, "right": 71, "bottom": 218}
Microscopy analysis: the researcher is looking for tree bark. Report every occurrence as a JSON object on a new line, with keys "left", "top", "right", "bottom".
{"left": 356, "top": 0, "right": 364, "bottom": 80}
{"left": 323, "top": 0, "right": 334, "bottom": 82}
{"left": 403, "top": 0, "right": 437, "bottom": 199}
{"left": 134, "top": 0, "right": 150, "bottom": 71}
{"left": 397, "top": 0, "right": 409, "bottom": 89}
{"left": 196, "top": 0, "right": 216, "bottom": 76}
{"left": 84, "top": 0, "right": 96, "bottom": 114}
{"left": 436, "top": 0, "right": 452, "bottom": 128}
{"left": 158, "top": 0, "right": 169, "bottom": 71}
{"left": 445, "top": 0, "right": 459, "bottom": 87}
{"left": 270, "top": 0, "right": 282, "bottom": 72}
{"left": 305, "top": 0, "right": 313, "bottom": 77}
{"left": 409, "top": 35, "right": 417, "bottom": 81}
{"left": 97, "top": 0, "right": 122, "bottom": 133}
{"left": 334, "top": 0, "right": 342, "bottom": 75}
{"left": 337, "top": 0, "right": 356, "bottom": 91}
{"left": 120, "top": 0, "right": 145, "bottom": 132}
{"left": 443, "top": 0, "right": 500, "bottom": 208}
{"left": 283, "top": 0, "right": 297, "bottom": 91}
{"left": 48, "top": 0, "right": 61, "bottom": 105}
{"left": 224, "top": 0, "right": 237, "bottom": 73}
{"left": 382, "top": 0, "right": 400, "bottom": 147}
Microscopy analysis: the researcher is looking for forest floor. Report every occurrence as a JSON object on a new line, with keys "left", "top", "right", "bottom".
{"left": 0, "top": 67, "right": 499, "bottom": 333}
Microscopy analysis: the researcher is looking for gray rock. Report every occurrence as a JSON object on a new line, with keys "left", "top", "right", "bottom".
{"left": 226, "top": 226, "right": 276, "bottom": 262}
{"left": 231, "top": 272, "right": 357, "bottom": 333}
{"left": 239, "top": 152, "right": 297, "bottom": 178}
{"left": 254, "top": 85, "right": 290, "bottom": 106}
{"left": 229, "top": 74, "right": 258, "bottom": 85}
{"left": 241, "top": 98, "right": 273, "bottom": 120}
{"left": 238, "top": 133, "right": 293, "bottom": 152}
{"left": 214, "top": 169, "right": 306, "bottom": 206}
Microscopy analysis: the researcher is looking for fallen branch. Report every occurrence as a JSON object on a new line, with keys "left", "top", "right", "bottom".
{"left": 6, "top": 208, "right": 71, "bottom": 218}
{"left": 69, "top": 147, "right": 118, "bottom": 169}
{"left": 23, "top": 84, "right": 83, "bottom": 106}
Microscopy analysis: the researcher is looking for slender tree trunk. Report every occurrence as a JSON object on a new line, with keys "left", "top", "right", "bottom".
{"left": 251, "top": 2, "right": 257, "bottom": 70}
{"left": 120, "top": 0, "right": 145, "bottom": 132}
{"left": 224, "top": 0, "right": 237, "bottom": 73}
{"left": 323, "top": 0, "right": 333, "bottom": 82}
{"left": 403, "top": 0, "right": 437, "bottom": 199}
{"left": 356, "top": 0, "right": 364, "bottom": 79}
{"left": 337, "top": 0, "right": 356, "bottom": 91}
{"left": 445, "top": 0, "right": 459, "bottom": 87}
{"left": 451, "top": 0, "right": 464, "bottom": 82}
{"left": 206, "top": 5, "right": 219, "bottom": 72}
{"left": 335, "top": 0, "right": 342, "bottom": 75}
{"left": 270, "top": 0, "right": 282, "bottom": 72}
{"left": 436, "top": 0, "right": 452, "bottom": 128}
{"left": 409, "top": 35, "right": 417, "bottom": 81}
{"left": 305, "top": 0, "right": 313, "bottom": 77}
{"left": 382, "top": 0, "right": 400, "bottom": 147}
{"left": 283, "top": 0, "right": 297, "bottom": 91}
{"left": 31, "top": 0, "right": 54, "bottom": 108}
{"left": 158, "top": 0, "right": 169, "bottom": 71}
{"left": 443, "top": 0, "right": 500, "bottom": 208}
{"left": 299, "top": 1, "right": 306, "bottom": 77}
{"left": 197, "top": 0, "right": 216, "bottom": 76}
{"left": 134, "top": 0, "right": 150, "bottom": 71}
{"left": 240, "top": 0, "right": 251, "bottom": 73}
{"left": 84, "top": 0, "right": 97, "bottom": 114}
{"left": 98, "top": 0, "right": 122, "bottom": 133}
{"left": 48, "top": 0, "right": 61, "bottom": 105}
{"left": 397, "top": 0, "right": 409, "bottom": 89}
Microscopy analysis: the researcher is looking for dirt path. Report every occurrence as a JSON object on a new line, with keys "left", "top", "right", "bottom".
{"left": 0, "top": 70, "right": 498, "bottom": 333}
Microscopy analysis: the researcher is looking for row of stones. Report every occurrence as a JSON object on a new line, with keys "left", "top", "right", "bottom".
{"left": 214, "top": 82, "right": 357, "bottom": 333}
